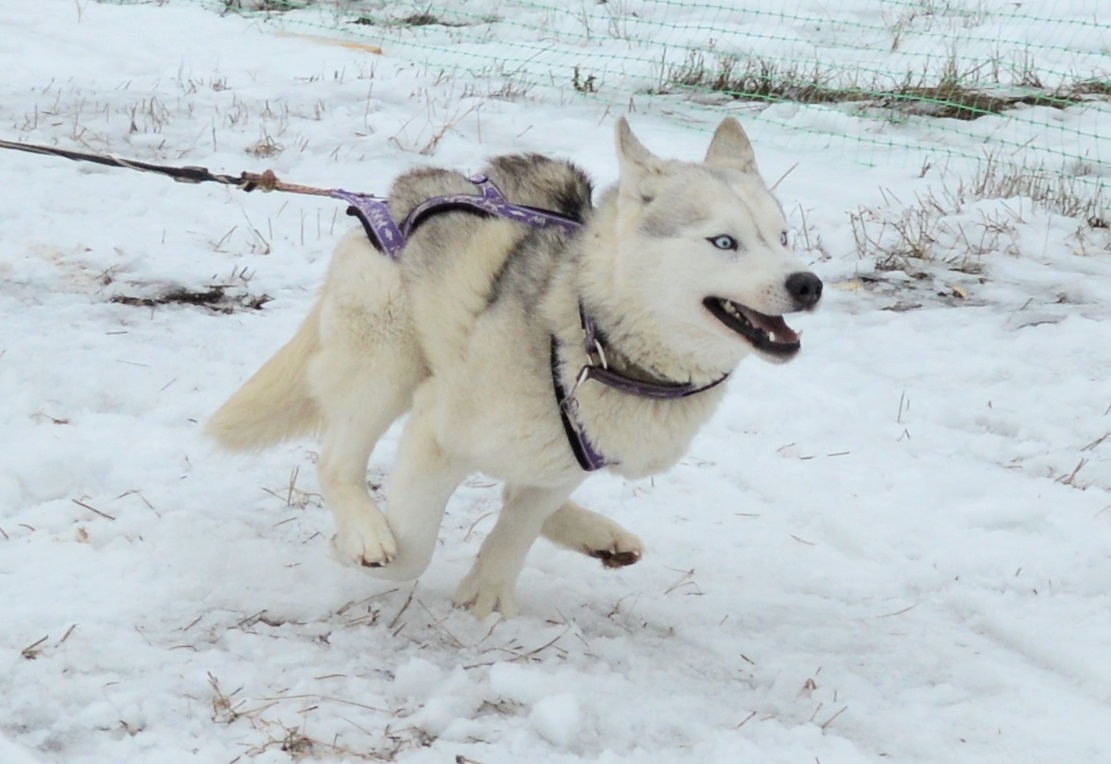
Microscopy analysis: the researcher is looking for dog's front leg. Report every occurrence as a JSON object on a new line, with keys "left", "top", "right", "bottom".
{"left": 454, "top": 482, "right": 579, "bottom": 619}
{"left": 319, "top": 411, "right": 402, "bottom": 569}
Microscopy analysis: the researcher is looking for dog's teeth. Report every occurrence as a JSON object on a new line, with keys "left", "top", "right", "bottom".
{"left": 721, "top": 300, "right": 746, "bottom": 322}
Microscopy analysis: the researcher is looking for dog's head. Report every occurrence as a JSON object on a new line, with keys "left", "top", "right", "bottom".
{"left": 610, "top": 117, "right": 821, "bottom": 366}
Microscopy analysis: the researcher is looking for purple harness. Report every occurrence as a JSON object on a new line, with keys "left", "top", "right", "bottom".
{"left": 333, "top": 175, "right": 580, "bottom": 260}
{"left": 337, "top": 175, "right": 727, "bottom": 472}
{"left": 551, "top": 309, "right": 728, "bottom": 471}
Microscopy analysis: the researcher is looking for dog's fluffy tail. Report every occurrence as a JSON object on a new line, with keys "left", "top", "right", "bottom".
{"left": 205, "top": 306, "right": 323, "bottom": 451}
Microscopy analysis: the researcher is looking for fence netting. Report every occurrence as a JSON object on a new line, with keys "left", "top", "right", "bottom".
{"left": 107, "top": 1, "right": 1110, "bottom": 211}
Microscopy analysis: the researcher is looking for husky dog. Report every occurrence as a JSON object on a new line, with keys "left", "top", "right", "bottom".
{"left": 206, "top": 117, "right": 822, "bottom": 618}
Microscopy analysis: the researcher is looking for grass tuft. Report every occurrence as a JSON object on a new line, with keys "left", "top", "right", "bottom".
{"left": 657, "top": 52, "right": 1106, "bottom": 120}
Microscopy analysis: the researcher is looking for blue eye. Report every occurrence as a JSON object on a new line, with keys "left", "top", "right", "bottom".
{"left": 708, "top": 235, "right": 737, "bottom": 251}
{"left": 780, "top": 231, "right": 789, "bottom": 246}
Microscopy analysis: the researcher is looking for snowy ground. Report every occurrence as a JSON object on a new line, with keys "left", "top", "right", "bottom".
{"left": 2, "top": 1, "right": 1110, "bottom": 763}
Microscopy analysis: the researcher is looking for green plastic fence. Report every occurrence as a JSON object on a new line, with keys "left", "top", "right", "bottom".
{"left": 113, "top": 1, "right": 1110, "bottom": 208}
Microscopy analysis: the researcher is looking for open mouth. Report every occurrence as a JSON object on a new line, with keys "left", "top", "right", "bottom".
{"left": 703, "top": 297, "right": 801, "bottom": 360}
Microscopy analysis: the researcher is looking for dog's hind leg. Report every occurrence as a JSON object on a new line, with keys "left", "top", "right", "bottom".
{"left": 541, "top": 501, "right": 643, "bottom": 568}
{"left": 454, "top": 482, "right": 580, "bottom": 619}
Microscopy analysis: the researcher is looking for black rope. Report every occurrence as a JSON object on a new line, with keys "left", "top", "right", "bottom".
{"left": 0, "top": 138, "right": 289, "bottom": 193}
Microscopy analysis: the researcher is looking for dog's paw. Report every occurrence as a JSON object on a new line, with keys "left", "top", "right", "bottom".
{"left": 453, "top": 571, "right": 518, "bottom": 620}
{"left": 541, "top": 503, "right": 644, "bottom": 568}
{"left": 588, "top": 540, "right": 643, "bottom": 569}
{"left": 577, "top": 524, "right": 648, "bottom": 566}
{"left": 580, "top": 520, "right": 643, "bottom": 568}
{"left": 332, "top": 511, "right": 398, "bottom": 568}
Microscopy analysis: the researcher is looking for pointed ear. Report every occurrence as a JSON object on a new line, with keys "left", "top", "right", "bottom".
{"left": 615, "top": 117, "right": 657, "bottom": 168}
{"left": 615, "top": 117, "right": 661, "bottom": 198}
{"left": 704, "top": 117, "right": 758, "bottom": 174}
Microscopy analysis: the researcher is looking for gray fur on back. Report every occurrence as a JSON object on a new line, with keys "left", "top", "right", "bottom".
{"left": 387, "top": 154, "right": 593, "bottom": 310}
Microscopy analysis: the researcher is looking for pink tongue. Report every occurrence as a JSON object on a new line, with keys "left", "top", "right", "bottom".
{"left": 748, "top": 311, "right": 799, "bottom": 344}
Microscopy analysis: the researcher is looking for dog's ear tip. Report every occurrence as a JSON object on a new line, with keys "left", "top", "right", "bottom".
{"left": 615, "top": 117, "right": 656, "bottom": 168}
{"left": 614, "top": 116, "right": 634, "bottom": 144}
{"left": 714, "top": 116, "right": 750, "bottom": 140}
{"left": 705, "top": 117, "right": 758, "bottom": 173}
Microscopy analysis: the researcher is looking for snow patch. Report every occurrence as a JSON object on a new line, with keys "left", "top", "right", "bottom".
{"left": 528, "top": 694, "right": 583, "bottom": 749}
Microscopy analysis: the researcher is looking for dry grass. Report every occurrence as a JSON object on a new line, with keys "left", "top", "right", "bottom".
{"left": 178, "top": 600, "right": 579, "bottom": 761}
{"left": 964, "top": 153, "right": 1107, "bottom": 222}
{"left": 221, "top": 0, "right": 305, "bottom": 13}
{"left": 661, "top": 54, "right": 857, "bottom": 105}
{"left": 109, "top": 283, "right": 272, "bottom": 314}
{"left": 108, "top": 265, "right": 273, "bottom": 313}
{"left": 262, "top": 466, "right": 325, "bottom": 509}
{"left": 657, "top": 52, "right": 1108, "bottom": 120}
{"left": 850, "top": 189, "right": 1014, "bottom": 275}
{"left": 849, "top": 154, "right": 1107, "bottom": 291}
{"left": 351, "top": 9, "right": 497, "bottom": 28}
{"left": 247, "top": 134, "right": 283, "bottom": 158}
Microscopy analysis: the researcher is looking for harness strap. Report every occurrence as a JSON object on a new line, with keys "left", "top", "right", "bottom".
{"left": 335, "top": 175, "right": 581, "bottom": 261}
{"left": 551, "top": 313, "right": 730, "bottom": 471}
{"left": 401, "top": 175, "right": 583, "bottom": 239}
{"left": 331, "top": 189, "right": 406, "bottom": 260}
{"left": 577, "top": 363, "right": 729, "bottom": 400}
{"left": 576, "top": 303, "right": 729, "bottom": 400}
{"left": 551, "top": 338, "right": 610, "bottom": 472}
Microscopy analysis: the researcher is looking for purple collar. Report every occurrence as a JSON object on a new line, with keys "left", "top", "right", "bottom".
{"left": 553, "top": 306, "right": 729, "bottom": 471}
{"left": 336, "top": 175, "right": 727, "bottom": 472}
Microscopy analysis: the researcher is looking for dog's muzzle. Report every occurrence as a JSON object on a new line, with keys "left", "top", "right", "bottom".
{"left": 703, "top": 270, "right": 822, "bottom": 362}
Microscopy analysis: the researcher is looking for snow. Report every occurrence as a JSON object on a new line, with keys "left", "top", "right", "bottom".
{"left": 528, "top": 695, "right": 582, "bottom": 749}
{"left": 2, "top": 1, "right": 1110, "bottom": 762}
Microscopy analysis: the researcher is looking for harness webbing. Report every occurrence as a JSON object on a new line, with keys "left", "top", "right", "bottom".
{"left": 552, "top": 316, "right": 729, "bottom": 472}
{"left": 339, "top": 175, "right": 581, "bottom": 260}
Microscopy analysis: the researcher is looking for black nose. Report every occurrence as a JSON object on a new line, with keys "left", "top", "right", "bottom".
{"left": 786, "top": 271, "right": 823, "bottom": 310}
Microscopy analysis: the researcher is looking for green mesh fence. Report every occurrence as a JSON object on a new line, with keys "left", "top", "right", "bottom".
{"left": 117, "top": 1, "right": 1110, "bottom": 209}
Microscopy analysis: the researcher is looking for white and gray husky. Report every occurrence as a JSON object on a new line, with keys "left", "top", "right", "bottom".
{"left": 207, "top": 117, "right": 822, "bottom": 618}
